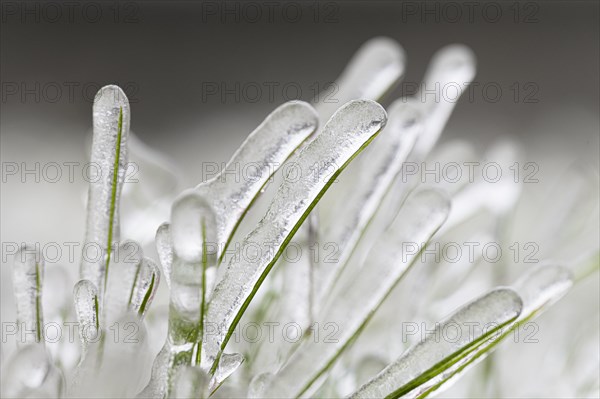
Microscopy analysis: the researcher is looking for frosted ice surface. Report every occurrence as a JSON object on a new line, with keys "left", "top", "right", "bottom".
{"left": 81, "top": 85, "right": 130, "bottom": 299}
{"left": 202, "top": 100, "right": 386, "bottom": 371}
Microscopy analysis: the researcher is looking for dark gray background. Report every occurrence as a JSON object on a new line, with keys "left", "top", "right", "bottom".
{"left": 1, "top": 0, "right": 599, "bottom": 247}
{"left": 2, "top": 1, "right": 598, "bottom": 159}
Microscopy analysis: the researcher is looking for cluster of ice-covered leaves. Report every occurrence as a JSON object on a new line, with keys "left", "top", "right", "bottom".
{"left": 3, "top": 37, "right": 598, "bottom": 399}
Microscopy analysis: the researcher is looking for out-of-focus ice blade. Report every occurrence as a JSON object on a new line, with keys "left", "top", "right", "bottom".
{"left": 203, "top": 100, "right": 387, "bottom": 373}
{"left": 81, "top": 85, "right": 130, "bottom": 299}
{"left": 349, "top": 289, "right": 522, "bottom": 399}
{"left": 439, "top": 139, "right": 522, "bottom": 235}
{"left": 248, "top": 373, "right": 275, "bottom": 399}
{"left": 314, "top": 37, "right": 406, "bottom": 121}
{"left": 411, "top": 45, "right": 476, "bottom": 158}
{"left": 43, "top": 264, "right": 71, "bottom": 321}
{"left": 514, "top": 264, "right": 573, "bottom": 316}
{"left": 424, "top": 139, "right": 478, "bottom": 196}
{"left": 316, "top": 99, "right": 423, "bottom": 305}
{"left": 1, "top": 344, "right": 63, "bottom": 398}
{"left": 196, "top": 101, "right": 319, "bottom": 260}
{"left": 11, "top": 246, "right": 44, "bottom": 346}
{"left": 171, "top": 366, "right": 210, "bottom": 399}
{"left": 155, "top": 222, "right": 173, "bottom": 289}
{"left": 78, "top": 314, "right": 148, "bottom": 398}
{"left": 264, "top": 188, "right": 449, "bottom": 398}
{"left": 122, "top": 132, "right": 183, "bottom": 246}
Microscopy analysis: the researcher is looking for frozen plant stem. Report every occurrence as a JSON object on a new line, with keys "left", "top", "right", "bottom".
{"left": 81, "top": 85, "right": 130, "bottom": 307}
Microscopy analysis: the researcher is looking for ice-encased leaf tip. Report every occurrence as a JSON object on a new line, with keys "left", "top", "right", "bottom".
{"left": 412, "top": 44, "right": 476, "bottom": 158}
{"left": 209, "top": 352, "right": 245, "bottom": 393}
{"left": 171, "top": 190, "right": 218, "bottom": 265}
{"left": 350, "top": 288, "right": 522, "bottom": 399}
{"left": 81, "top": 85, "right": 131, "bottom": 299}
{"left": 73, "top": 280, "right": 100, "bottom": 359}
{"left": 410, "top": 265, "right": 574, "bottom": 398}
{"left": 196, "top": 100, "right": 319, "bottom": 261}
{"left": 514, "top": 264, "right": 573, "bottom": 316}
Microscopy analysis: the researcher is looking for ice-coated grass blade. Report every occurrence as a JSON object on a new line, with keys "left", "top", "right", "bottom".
{"left": 141, "top": 190, "right": 217, "bottom": 398}
{"left": 169, "top": 190, "right": 218, "bottom": 366}
{"left": 195, "top": 101, "right": 319, "bottom": 262}
{"left": 73, "top": 280, "right": 100, "bottom": 362}
{"left": 411, "top": 45, "right": 476, "bottom": 158}
{"left": 315, "top": 99, "right": 423, "bottom": 305}
{"left": 203, "top": 99, "right": 387, "bottom": 374}
{"left": 129, "top": 258, "right": 161, "bottom": 319}
{"left": 349, "top": 288, "right": 523, "bottom": 399}
{"left": 11, "top": 246, "right": 45, "bottom": 346}
{"left": 81, "top": 85, "right": 130, "bottom": 301}
{"left": 263, "top": 188, "right": 449, "bottom": 398}
{"left": 411, "top": 265, "right": 573, "bottom": 398}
